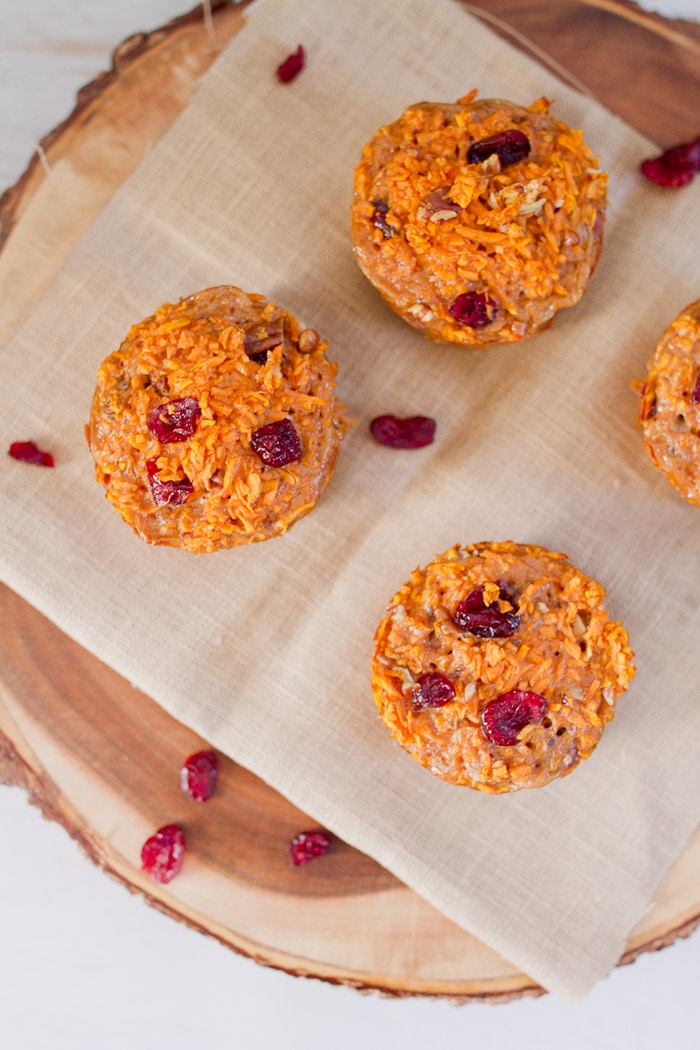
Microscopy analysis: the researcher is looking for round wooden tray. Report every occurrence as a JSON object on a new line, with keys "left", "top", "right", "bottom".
{"left": 2, "top": 0, "right": 700, "bottom": 1003}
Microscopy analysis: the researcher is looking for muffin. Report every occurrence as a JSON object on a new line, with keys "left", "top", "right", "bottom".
{"left": 86, "top": 286, "right": 348, "bottom": 552}
{"left": 638, "top": 298, "right": 700, "bottom": 507}
{"left": 371, "top": 541, "right": 635, "bottom": 792}
{"left": 350, "top": 91, "right": 607, "bottom": 347}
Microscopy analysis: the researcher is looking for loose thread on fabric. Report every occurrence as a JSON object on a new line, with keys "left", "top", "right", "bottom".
{"left": 460, "top": 2, "right": 598, "bottom": 101}
{"left": 202, "top": 0, "right": 218, "bottom": 55}
{"left": 31, "top": 142, "right": 87, "bottom": 204}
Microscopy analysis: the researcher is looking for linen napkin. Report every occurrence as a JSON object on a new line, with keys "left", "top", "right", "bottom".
{"left": 2, "top": 0, "right": 700, "bottom": 1001}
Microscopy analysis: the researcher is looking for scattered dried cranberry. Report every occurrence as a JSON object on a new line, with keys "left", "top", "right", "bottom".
{"left": 482, "top": 690, "right": 548, "bottom": 746}
{"left": 641, "top": 135, "right": 700, "bottom": 187}
{"left": 251, "top": 418, "right": 302, "bottom": 466}
{"left": 454, "top": 584, "right": 521, "bottom": 638}
{"left": 276, "top": 44, "right": 305, "bottom": 83}
{"left": 640, "top": 158, "right": 694, "bottom": 187}
{"left": 692, "top": 374, "right": 700, "bottom": 405}
{"left": 290, "top": 830, "right": 332, "bottom": 866}
{"left": 147, "top": 397, "right": 201, "bottom": 442}
{"left": 180, "top": 749, "right": 219, "bottom": 802}
{"left": 146, "top": 459, "right": 194, "bottom": 506}
{"left": 449, "top": 291, "right": 497, "bottom": 328}
{"left": 8, "top": 440, "right": 54, "bottom": 467}
{"left": 467, "top": 129, "right": 530, "bottom": 167}
{"left": 412, "top": 672, "right": 455, "bottom": 709}
{"left": 662, "top": 138, "right": 700, "bottom": 171}
{"left": 140, "top": 824, "right": 185, "bottom": 884}
{"left": 370, "top": 414, "right": 435, "bottom": 449}
{"left": 371, "top": 200, "right": 397, "bottom": 239}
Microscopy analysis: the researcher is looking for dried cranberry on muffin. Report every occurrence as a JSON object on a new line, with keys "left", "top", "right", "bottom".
{"left": 637, "top": 298, "right": 700, "bottom": 507}
{"left": 371, "top": 541, "right": 634, "bottom": 792}
{"left": 350, "top": 92, "right": 607, "bottom": 347}
{"left": 86, "top": 286, "right": 349, "bottom": 552}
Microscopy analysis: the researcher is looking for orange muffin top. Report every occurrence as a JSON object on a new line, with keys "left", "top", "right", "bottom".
{"left": 638, "top": 298, "right": 700, "bottom": 508}
{"left": 87, "top": 286, "right": 349, "bottom": 552}
{"left": 351, "top": 92, "right": 607, "bottom": 346}
{"left": 372, "top": 541, "right": 635, "bottom": 792}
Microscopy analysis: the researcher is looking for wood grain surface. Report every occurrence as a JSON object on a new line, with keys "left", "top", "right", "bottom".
{"left": 2, "top": 0, "right": 700, "bottom": 1003}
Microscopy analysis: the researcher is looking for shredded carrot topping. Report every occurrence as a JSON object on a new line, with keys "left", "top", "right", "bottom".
{"left": 351, "top": 93, "right": 607, "bottom": 346}
{"left": 637, "top": 298, "right": 700, "bottom": 507}
{"left": 86, "top": 286, "right": 349, "bottom": 552}
{"left": 371, "top": 541, "right": 635, "bottom": 792}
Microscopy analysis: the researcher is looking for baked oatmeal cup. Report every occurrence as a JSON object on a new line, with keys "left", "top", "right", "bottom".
{"left": 351, "top": 92, "right": 607, "bottom": 347}
{"left": 86, "top": 286, "right": 349, "bottom": 552}
{"left": 371, "top": 541, "right": 635, "bottom": 792}
{"left": 638, "top": 297, "right": 700, "bottom": 507}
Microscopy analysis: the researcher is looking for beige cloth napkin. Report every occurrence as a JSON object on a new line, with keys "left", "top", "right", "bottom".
{"left": 2, "top": 0, "right": 700, "bottom": 1001}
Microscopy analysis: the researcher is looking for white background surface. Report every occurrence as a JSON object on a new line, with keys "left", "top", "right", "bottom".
{"left": 1, "top": 1, "right": 699, "bottom": 1046}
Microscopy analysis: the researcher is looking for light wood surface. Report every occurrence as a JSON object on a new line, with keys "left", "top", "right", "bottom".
{"left": 2, "top": 0, "right": 699, "bottom": 1002}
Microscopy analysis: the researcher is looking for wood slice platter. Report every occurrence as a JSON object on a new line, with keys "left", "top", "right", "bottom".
{"left": 2, "top": 0, "right": 700, "bottom": 1003}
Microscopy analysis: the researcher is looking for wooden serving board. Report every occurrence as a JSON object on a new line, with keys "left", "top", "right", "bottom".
{"left": 2, "top": 0, "right": 700, "bottom": 1003}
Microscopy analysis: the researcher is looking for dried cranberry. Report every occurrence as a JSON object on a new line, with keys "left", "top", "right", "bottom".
{"left": 449, "top": 291, "right": 497, "bottom": 327}
{"left": 640, "top": 157, "right": 695, "bottom": 187}
{"left": 290, "top": 830, "right": 332, "bottom": 866}
{"left": 412, "top": 673, "right": 455, "bottom": 709}
{"left": 8, "top": 440, "right": 55, "bottom": 467}
{"left": 146, "top": 459, "right": 194, "bottom": 506}
{"left": 370, "top": 414, "right": 435, "bottom": 449}
{"left": 140, "top": 824, "right": 185, "bottom": 884}
{"left": 180, "top": 749, "right": 219, "bottom": 802}
{"left": 371, "top": 200, "right": 397, "bottom": 239}
{"left": 641, "top": 135, "right": 700, "bottom": 187}
{"left": 147, "top": 397, "right": 201, "bottom": 442}
{"left": 482, "top": 690, "right": 548, "bottom": 746}
{"left": 454, "top": 585, "right": 521, "bottom": 638}
{"left": 660, "top": 137, "right": 700, "bottom": 171}
{"left": 251, "top": 418, "right": 302, "bottom": 466}
{"left": 276, "top": 44, "right": 305, "bottom": 83}
{"left": 467, "top": 129, "right": 530, "bottom": 167}
{"left": 692, "top": 374, "right": 700, "bottom": 405}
